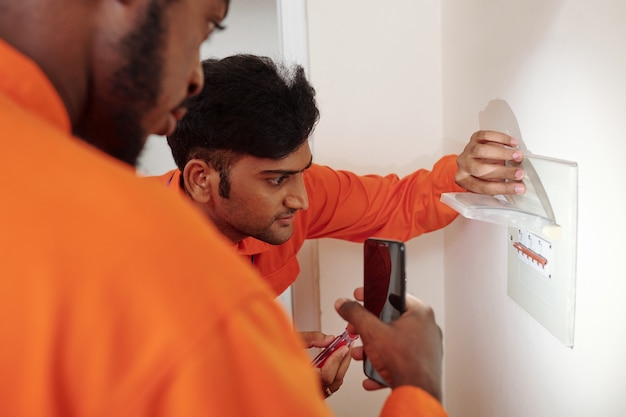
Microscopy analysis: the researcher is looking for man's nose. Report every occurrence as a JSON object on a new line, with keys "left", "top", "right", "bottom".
{"left": 187, "top": 60, "right": 204, "bottom": 97}
{"left": 285, "top": 175, "right": 309, "bottom": 210}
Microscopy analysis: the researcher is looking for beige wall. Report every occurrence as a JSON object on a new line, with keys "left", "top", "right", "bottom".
{"left": 441, "top": 1, "right": 626, "bottom": 416}
{"left": 308, "top": 0, "right": 626, "bottom": 416}
{"left": 306, "top": 1, "right": 445, "bottom": 415}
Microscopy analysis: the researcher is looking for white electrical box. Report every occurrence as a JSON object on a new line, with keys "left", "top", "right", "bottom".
{"left": 441, "top": 154, "right": 578, "bottom": 347}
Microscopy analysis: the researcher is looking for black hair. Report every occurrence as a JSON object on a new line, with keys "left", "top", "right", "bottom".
{"left": 167, "top": 54, "right": 320, "bottom": 171}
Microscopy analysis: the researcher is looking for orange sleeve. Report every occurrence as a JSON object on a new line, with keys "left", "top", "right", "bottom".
{"left": 381, "top": 386, "right": 448, "bottom": 417}
{"left": 301, "top": 154, "right": 465, "bottom": 242}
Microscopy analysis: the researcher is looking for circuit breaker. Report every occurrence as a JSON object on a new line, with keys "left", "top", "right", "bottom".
{"left": 441, "top": 153, "right": 578, "bottom": 347}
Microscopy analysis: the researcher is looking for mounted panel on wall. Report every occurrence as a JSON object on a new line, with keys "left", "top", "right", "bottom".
{"left": 441, "top": 154, "right": 578, "bottom": 347}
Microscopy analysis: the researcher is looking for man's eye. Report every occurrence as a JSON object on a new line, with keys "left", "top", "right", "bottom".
{"left": 268, "top": 176, "right": 288, "bottom": 186}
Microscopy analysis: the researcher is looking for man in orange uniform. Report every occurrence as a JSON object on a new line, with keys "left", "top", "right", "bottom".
{"left": 1, "top": 0, "right": 452, "bottom": 416}
{"left": 155, "top": 55, "right": 526, "bottom": 396}
{"left": 160, "top": 55, "right": 525, "bottom": 297}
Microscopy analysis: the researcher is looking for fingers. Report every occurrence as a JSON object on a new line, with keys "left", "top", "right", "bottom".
{"left": 456, "top": 130, "right": 527, "bottom": 195}
{"left": 336, "top": 295, "right": 424, "bottom": 343}
{"left": 403, "top": 293, "right": 425, "bottom": 310}
{"left": 350, "top": 345, "right": 364, "bottom": 361}
{"left": 300, "top": 331, "right": 336, "bottom": 349}
{"left": 337, "top": 294, "right": 432, "bottom": 336}
{"left": 403, "top": 297, "right": 440, "bottom": 339}
{"left": 318, "top": 345, "right": 349, "bottom": 383}
{"left": 335, "top": 298, "right": 380, "bottom": 343}
{"left": 336, "top": 293, "right": 443, "bottom": 398}
{"left": 470, "top": 130, "right": 518, "bottom": 147}
{"left": 362, "top": 378, "right": 388, "bottom": 391}
{"left": 457, "top": 175, "right": 526, "bottom": 196}
{"left": 318, "top": 345, "right": 351, "bottom": 396}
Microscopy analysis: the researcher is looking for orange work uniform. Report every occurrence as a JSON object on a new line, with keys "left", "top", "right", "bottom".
{"left": 155, "top": 157, "right": 464, "bottom": 295}
{"left": 0, "top": 39, "right": 448, "bottom": 417}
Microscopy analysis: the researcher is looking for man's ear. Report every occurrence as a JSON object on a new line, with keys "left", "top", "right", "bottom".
{"left": 182, "top": 159, "right": 217, "bottom": 203}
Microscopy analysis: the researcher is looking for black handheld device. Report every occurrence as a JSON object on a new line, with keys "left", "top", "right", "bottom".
{"left": 363, "top": 238, "right": 407, "bottom": 386}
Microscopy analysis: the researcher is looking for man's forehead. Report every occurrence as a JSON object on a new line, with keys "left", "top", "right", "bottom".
{"left": 236, "top": 149, "right": 312, "bottom": 175}
{"left": 198, "top": 0, "right": 229, "bottom": 20}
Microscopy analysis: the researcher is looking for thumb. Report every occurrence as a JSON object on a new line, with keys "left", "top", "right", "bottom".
{"left": 335, "top": 298, "right": 380, "bottom": 340}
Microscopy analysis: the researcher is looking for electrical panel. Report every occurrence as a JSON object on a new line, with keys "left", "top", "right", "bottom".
{"left": 442, "top": 153, "right": 578, "bottom": 346}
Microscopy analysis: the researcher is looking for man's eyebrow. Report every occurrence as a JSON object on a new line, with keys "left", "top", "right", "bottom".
{"left": 261, "top": 157, "right": 313, "bottom": 175}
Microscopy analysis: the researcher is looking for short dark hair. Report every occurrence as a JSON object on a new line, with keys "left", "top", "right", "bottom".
{"left": 167, "top": 54, "right": 320, "bottom": 171}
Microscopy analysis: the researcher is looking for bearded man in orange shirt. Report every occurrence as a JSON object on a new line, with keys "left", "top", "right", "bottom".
{"left": 1, "top": 0, "right": 463, "bottom": 416}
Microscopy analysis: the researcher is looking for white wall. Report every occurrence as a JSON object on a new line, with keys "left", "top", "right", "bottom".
{"left": 442, "top": 1, "right": 626, "bottom": 416}
{"left": 306, "top": 1, "right": 445, "bottom": 416}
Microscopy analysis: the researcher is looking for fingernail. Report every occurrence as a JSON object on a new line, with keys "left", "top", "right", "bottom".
{"left": 334, "top": 298, "right": 349, "bottom": 309}
{"left": 514, "top": 185, "right": 525, "bottom": 194}
{"left": 510, "top": 138, "right": 518, "bottom": 147}
{"left": 512, "top": 151, "right": 522, "bottom": 161}
{"left": 515, "top": 169, "right": 524, "bottom": 179}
